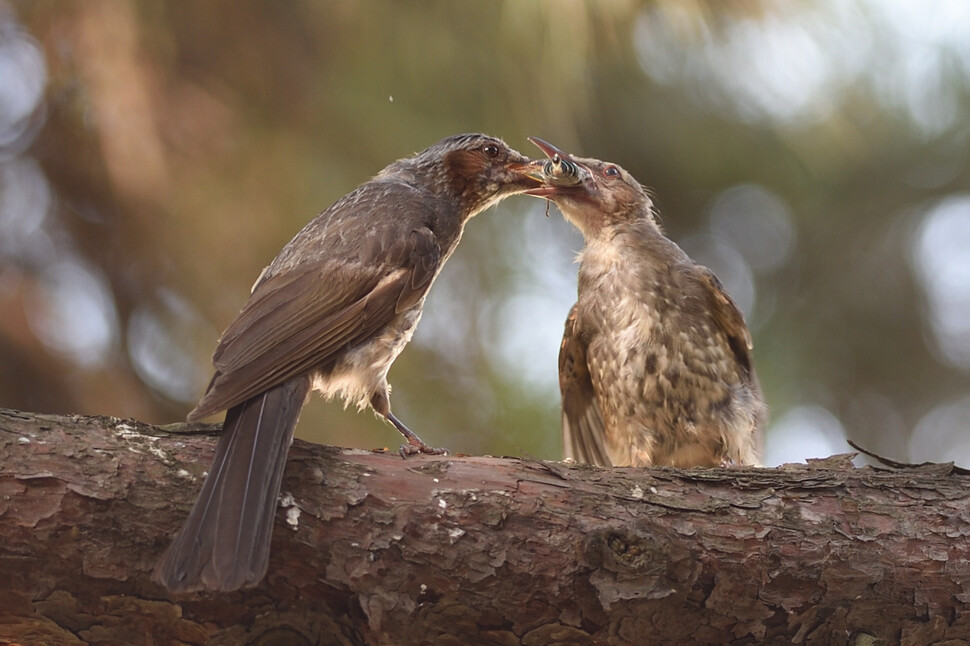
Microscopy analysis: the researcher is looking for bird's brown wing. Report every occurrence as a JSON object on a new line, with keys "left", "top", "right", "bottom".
{"left": 188, "top": 201, "right": 442, "bottom": 421}
{"left": 683, "top": 263, "right": 765, "bottom": 457}
{"left": 559, "top": 304, "right": 612, "bottom": 467}
{"left": 686, "top": 265, "right": 755, "bottom": 380}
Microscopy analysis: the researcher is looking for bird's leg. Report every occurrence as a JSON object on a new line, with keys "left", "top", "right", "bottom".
{"left": 386, "top": 411, "right": 449, "bottom": 458}
{"left": 370, "top": 389, "right": 448, "bottom": 458}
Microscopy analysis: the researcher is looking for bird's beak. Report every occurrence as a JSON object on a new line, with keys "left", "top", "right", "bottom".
{"left": 498, "top": 145, "right": 549, "bottom": 193}
{"left": 529, "top": 136, "right": 571, "bottom": 162}
{"left": 523, "top": 137, "right": 590, "bottom": 197}
{"left": 505, "top": 159, "right": 544, "bottom": 186}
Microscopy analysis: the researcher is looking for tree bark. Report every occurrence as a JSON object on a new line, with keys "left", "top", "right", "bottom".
{"left": 1, "top": 407, "right": 969, "bottom": 646}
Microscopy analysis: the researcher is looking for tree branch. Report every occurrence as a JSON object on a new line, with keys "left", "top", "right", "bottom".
{"left": 2, "top": 408, "right": 969, "bottom": 645}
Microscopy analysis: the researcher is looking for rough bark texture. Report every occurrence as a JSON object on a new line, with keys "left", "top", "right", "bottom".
{"left": 1, "top": 407, "right": 969, "bottom": 646}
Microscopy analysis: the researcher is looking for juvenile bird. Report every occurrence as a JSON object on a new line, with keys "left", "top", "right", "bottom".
{"left": 154, "top": 133, "right": 538, "bottom": 592}
{"left": 525, "top": 138, "right": 763, "bottom": 468}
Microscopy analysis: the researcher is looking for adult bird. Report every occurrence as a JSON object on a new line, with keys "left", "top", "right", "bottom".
{"left": 524, "top": 138, "right": 763, "bottom": 468}
{"left": 154, "top": 133, "right": 538, "bottom": 592}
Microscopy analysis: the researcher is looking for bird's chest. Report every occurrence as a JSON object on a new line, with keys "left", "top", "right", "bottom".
{"left": 575, "top": 243, "right": 667, "bottom": 373}
{"left": 575, "top": 243, "right": 723, "bottom": 425}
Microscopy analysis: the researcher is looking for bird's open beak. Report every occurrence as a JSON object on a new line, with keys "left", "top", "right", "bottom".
{"left": 505, "top": 159, "right": 544, "bottom": 187}
{"left": 523, "top": 137, "right": 590, "bottom": 197}
{"left": 529, "top": 136, "right": 571, "bottom": 162}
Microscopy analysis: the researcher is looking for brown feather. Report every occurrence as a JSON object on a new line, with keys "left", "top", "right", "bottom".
{"left": 559, "top": 304, "right": 612, "bottom": 466}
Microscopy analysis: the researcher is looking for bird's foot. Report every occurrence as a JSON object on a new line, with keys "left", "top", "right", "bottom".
{"left": 399, "top": 437, "right": 449, "bottom": 459}
{"left": 385, "top": 411, "right": 448, "bottom": 458}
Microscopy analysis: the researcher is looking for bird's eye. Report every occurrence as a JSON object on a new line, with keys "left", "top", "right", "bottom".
{"left": 603, "top": 166, "right": 619, "bottom": 177}
{"left": 483, "top": 144, "right": 500, "bottom": 158}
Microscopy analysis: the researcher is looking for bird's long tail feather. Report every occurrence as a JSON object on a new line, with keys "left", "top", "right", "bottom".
{"left": 153, "top": 376, "right": 310, "bottom": 592}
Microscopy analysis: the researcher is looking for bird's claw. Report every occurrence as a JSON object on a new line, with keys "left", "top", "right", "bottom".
{"left": 399, "top": 440, "right": 449, "bottom": 459}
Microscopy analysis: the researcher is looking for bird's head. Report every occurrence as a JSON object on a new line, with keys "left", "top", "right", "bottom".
{"left": 523, "top": 137, "right": 659, "bottom": 237}
{"left": 396, "top": 133, "right": 541, "bottom": 218}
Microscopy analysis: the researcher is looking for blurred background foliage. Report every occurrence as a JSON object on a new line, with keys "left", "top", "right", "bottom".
{"left": 3, "top": 1, "right": 970, "bottom": 465}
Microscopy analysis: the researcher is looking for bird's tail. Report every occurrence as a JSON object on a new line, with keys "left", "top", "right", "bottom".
{"left": 153, "top": 376, "right": 310, "bottom": 592}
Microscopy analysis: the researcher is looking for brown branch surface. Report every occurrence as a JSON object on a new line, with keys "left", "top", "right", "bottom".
{"left": 1, "top": 408, "right": 969, "bottom": 645}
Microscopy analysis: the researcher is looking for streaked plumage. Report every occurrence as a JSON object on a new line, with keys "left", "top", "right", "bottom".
{"left": 525, "top": 138, "right": 763, "bottom": 468}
